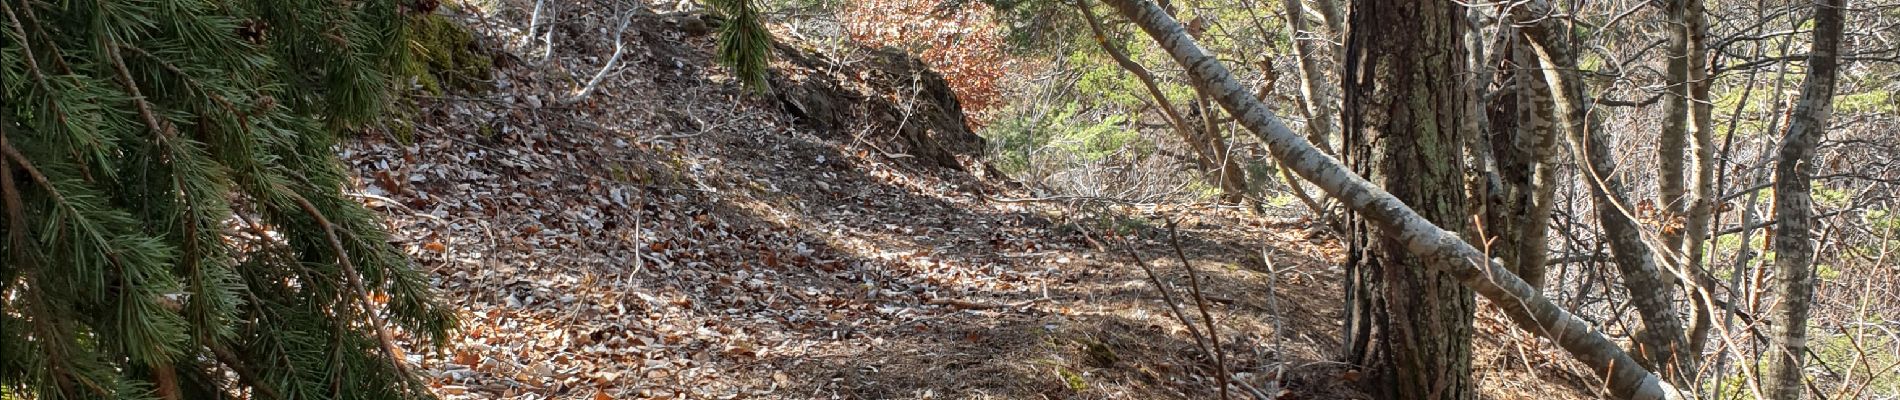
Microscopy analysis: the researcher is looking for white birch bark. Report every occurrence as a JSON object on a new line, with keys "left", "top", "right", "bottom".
{"left": 1098, "top": 0, "right": 1681, "bottom": 398}
{"left": 1682, "top": 0, "right": 1719, "bottom": 357}
{"left": 1764, "top": 0, "right": 1845, "bottom": 398}
{"left": 1507, "top": 0, "right": 1691, "bottom": 380}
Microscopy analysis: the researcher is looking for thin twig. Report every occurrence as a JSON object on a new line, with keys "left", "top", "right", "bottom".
{"left": 1167, "top": 219, "right": 1230, "bottom": 400}
{"left": 1110, "top": 225, "right": 1212, "bottom": 367}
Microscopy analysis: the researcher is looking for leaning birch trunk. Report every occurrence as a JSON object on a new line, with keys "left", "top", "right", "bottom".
{"left": 1764, "top": 0, "right": 1845, "bottom": 398}
{"left": 1096, "top": 0, "right": 1680, "bottom": 398}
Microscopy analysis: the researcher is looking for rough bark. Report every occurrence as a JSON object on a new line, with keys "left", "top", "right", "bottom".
{"left": 1098, "top": 0, "right": 1682, "bottom": 398}
{"left": 1338, "top": 1, "right": 1475, "bottom": 398}
{"left": 1506, "top": 0, "right": 1692, "bottom": 382}
{"left": 1764, "top": 0, "right": 1844, "bottom": 398}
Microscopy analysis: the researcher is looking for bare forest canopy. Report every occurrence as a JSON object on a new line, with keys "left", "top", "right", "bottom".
{"left": 3, "top": 0, "right": 1897, "bottom": 399}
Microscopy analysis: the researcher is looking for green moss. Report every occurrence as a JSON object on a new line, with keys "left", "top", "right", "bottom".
{"left": 402, "top": 15, "right": 494, "bottom": 94}
{"left": 1815, "top": 186, "right": 1852, "bottom": 208}
{"left": 1078, "top": 338, "right": 1119, "bottom": 368}
{"left": 1055, "top": 367, "right": 1088, "bottom": 392}
{"left": 1812, "top": 331, "right": 1900, "bottom": 396}
{"left": 1816, "top": 263, "right": 1842, "bottom": 281}
{"left": 1836, "top": 91, "right": 1895, "bottom": 113}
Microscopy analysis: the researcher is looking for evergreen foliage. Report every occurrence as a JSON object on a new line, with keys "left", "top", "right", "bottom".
{"left": 0, "top": 0, "right": 454, "bottom": 398}
{"left": 709, "top": 0, "right": 772, "bottom": 92}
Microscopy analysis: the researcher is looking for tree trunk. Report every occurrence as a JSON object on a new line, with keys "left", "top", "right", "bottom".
{"left": 1764, "top": 0, "right": 1844, "bottom": 398}
{"left": 1682, "top": 0, "right": 1719, "bottom": 357}
{"left": 1506, "top": 0, "right": 1693, "bottom": 382}
{"left": 1098, "top": 0, "right": 1681, "bottom": 398}
{"left": 1659, "top": 0, "right": 1694, "bottom": 254}
{"left": 1198, "top": 95, "right": 1253, "bottom": 205}
{"left": 1308, "top": 0, "right": 1344, "bottom": 40}
{"left": 1664, "top": 0, "right": 1725, "bottom": 364}
{"left": 1482, "top": 28, "right": 1559, "bottom": 290}
{"left": 1283, "top": 0, "right": 1337, "bottom": 153}
{"left": 1339, "top": 0, "right": 1475, "bottom": 398}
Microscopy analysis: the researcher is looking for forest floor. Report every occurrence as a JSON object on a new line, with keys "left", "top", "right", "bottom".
{"left": 341, "top": 4, "right": 1607, "bottom": 399}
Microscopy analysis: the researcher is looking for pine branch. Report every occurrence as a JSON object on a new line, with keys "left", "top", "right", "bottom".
{"left": 208, "top": 343, "right": 285, "bottom": 400}
{"left": 0, "top": 134, "right": 128, "bottom": 400}
{"left": 283, "top": 190, "right": 416, "bottom": 384}
{"left": 710, "top": 0, "right": 771, "bottom": 92}
{"left": 8, "top": 0, "right": 449, "bottom": 396}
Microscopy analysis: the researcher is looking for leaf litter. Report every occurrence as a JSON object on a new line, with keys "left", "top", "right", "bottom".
{"left": 338, "top": 2, "right": 1605, "bottom": 399}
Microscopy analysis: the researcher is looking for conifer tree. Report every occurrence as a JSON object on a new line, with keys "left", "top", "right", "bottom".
{"left": 1, "top": 0, "right": 454, "bottom": 398}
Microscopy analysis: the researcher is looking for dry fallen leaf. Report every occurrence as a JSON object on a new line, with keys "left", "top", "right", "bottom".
{"left": 453, "top": 351, "right": 480, "bottom": 365}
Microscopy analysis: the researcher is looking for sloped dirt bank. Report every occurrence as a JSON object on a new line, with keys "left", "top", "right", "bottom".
{"left": 348, "top": 4, "right": 1600, "bottom": 399}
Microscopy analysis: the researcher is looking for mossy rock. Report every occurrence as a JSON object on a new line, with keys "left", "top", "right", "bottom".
{"left": 403, "top": 14, "right": 493, "bottom": 94}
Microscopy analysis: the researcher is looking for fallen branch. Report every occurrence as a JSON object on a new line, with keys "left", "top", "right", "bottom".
{"left": 564, "top": 0, "right": 637, "bottom": 104}
{"left": 923, "top": 296, "right": 1040, "bottom": 310}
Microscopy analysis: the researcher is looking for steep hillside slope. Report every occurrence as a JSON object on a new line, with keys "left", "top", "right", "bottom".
{"left": 344, "top": 5, "right": 1599, "bottom": 400}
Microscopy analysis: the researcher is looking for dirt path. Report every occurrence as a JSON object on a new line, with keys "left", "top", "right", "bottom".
{"left": 347, "top": 7, "right": 1593, "bottom": 400}
{"left": 348, "top": 88, "right": 1355, "bottom": 399}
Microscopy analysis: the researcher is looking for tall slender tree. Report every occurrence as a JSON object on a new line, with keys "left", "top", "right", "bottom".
{"left": 1481, "top": 27, "right": 1560, "bottom": 291}
{"left": 1680, "top": 0, "right": 1719, "bottom": 357}
{"left": 1, "top": 0, "right": 453, "bottom": 398}
{"left": 1337, "top": 0, "right": 1476, "bottom": 398}
{"left": 1505, "top": 0, "right": 1694, "bottom": 382}
{"left": 1764, "top": 0, "right": 1846, "bottom": 398}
